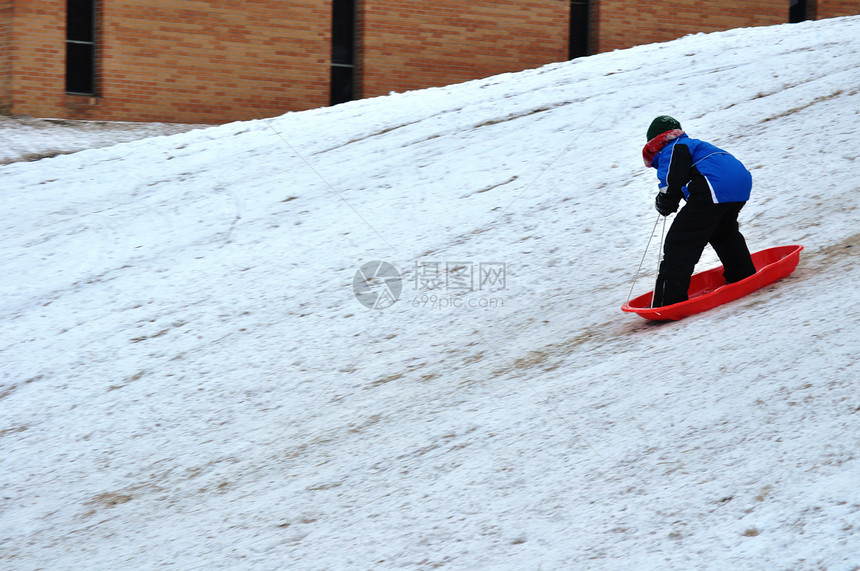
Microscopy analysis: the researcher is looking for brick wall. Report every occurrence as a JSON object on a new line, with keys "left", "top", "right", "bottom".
{"left": 11, "top": 0, "right": 332, "bottom": 123}
{"left": 359, "top": 0, "right": 569, "bottom": 99}
{"left": 7, "top": 1, "right": 66, "bottom": 118}
{"left": 5, "top": 1, "right": 859, "bottom": 123}
{"left": 592, "top": 0, "right": 789, "bottom": 53}
{"left": 817, "top": 0, "right": 860, "bottom": 18}
{"left": 0, "top": 0, "right": 12, "bottom": 114}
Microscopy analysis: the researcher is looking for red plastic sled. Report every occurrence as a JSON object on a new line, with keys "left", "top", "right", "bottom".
{"left": 622, "top": 245, "right": 803, "bottom": 321}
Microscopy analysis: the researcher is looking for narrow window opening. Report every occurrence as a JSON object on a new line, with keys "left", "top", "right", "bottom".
{"left": 569, "top": 0, "right": 590, "bottom": 59}
{"left": 66, "top": 0, "right": 96, "bottom": 95}
{"left": 330, "top": 0, "right": 356, "bottom": 105}
{"left": 789, "top": 0, "right": 809, "bottom": 23}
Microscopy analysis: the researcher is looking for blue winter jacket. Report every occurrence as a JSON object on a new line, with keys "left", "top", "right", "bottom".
{"left": 652, "top": 134, "right": 752, "bottom": 203}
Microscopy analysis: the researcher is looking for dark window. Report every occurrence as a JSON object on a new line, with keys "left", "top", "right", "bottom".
{"left": 330, "top": 65, "right": 354, "bottom": 106}
{"left": 789, "top": 0, "right": 809, "bottom": 23}
{"left": 330, "top": 0, "right": 356, "bottom": 105}
{"left": 569, "top": 0, "right": 590, "bottom": 59}
{"left": 66, "top": 0, "right": 96, "bottom": 94}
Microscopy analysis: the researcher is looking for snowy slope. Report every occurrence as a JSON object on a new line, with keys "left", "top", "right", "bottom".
{"left": 0, "top": 115, "right": 205, "bottom": 165}
{"left": 2, "top": 16, "right": 860, "bottom": 570}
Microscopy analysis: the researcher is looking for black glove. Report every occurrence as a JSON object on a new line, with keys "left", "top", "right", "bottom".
{"left": 655, "top": 192, "right": 679, "bottom": 216}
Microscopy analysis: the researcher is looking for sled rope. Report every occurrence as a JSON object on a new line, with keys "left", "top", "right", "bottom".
{"left": 626, "top": 213, "right": 664, "bottom": 306}
{"left": 652, "top": 215, "right": 668, "bottom": 308}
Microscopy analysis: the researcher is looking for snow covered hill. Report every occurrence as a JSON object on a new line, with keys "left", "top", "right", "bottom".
{"left": 0, "top": 115, "right": 204, "bottom": 166}
{"left": 2, "top": 16, "right": 859, "bottom": 570}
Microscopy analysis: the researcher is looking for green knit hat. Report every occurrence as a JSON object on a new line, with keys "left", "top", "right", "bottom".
{"left": 647, "top": 115, "right": 682, "bottom": 141}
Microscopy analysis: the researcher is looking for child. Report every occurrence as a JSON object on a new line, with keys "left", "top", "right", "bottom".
{"left": 642, "top": 116, "right": 757, "bottom": 307}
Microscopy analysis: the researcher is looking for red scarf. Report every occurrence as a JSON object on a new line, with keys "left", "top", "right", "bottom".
{"left": 642, "top": 129, "right": 685, "bottom": 167}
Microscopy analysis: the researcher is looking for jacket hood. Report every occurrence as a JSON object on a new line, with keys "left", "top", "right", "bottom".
{"left": 642, "top": 130, "right": 686, "bottom": 167}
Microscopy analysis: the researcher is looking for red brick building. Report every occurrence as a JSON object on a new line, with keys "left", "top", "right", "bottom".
{"left": 1, "top": 0, "right": 857, "bottom": 123}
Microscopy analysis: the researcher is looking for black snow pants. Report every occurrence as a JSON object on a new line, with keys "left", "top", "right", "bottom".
{"left": 653, "top": 198, "right": 756, "bottom": 307}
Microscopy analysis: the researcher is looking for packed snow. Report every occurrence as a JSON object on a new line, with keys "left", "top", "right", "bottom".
{"left": 2, "top": 16, "right": 859, "bottom": 570}
{"left": 0, "top": 115, "right": 205, "bottom": 166}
